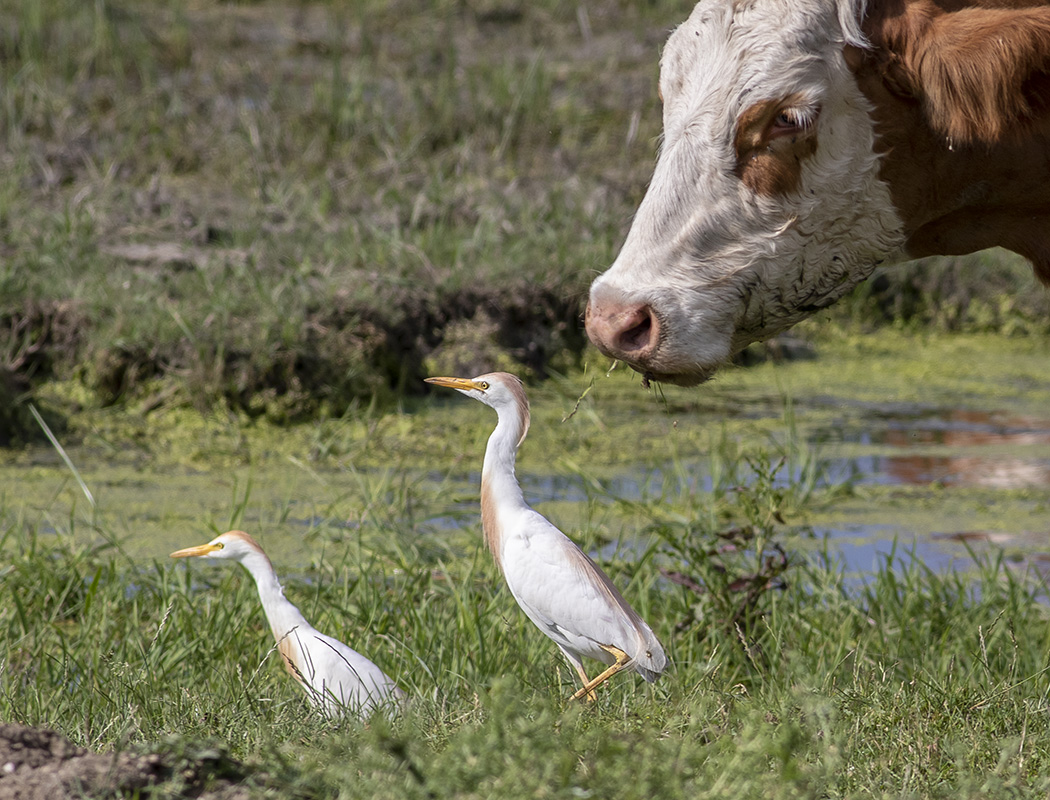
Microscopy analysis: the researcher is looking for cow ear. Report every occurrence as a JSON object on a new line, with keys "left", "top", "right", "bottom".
{"left": 844, "top": 41, "right": 917, "bottom": 103}
{"left": 890, "top": 8, "right": 1050, "bottom": 144}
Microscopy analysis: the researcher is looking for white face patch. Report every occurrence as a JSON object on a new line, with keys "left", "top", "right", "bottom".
{"left": 585, "top": 0, "right": 907, "bottom": 385}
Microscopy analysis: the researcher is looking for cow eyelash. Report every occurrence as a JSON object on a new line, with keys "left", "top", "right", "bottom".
{"left": 774, "top": 107, "right": 817, "bottom": 130}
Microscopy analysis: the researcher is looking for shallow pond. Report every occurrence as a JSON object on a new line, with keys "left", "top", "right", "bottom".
{"left": 3, "top": 331, "right": 1048, "bottom": 580}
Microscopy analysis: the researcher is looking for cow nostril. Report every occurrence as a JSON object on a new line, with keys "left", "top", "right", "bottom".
{"left": 616, "top": 306, "right": 656, "bottom": 354}
{"left": 586, "top": 298, "right": 661, "bottom": 362}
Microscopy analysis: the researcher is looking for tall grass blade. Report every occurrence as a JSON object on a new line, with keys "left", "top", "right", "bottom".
{"left": 29, "top": 403, "right": 95, "bottom": 509}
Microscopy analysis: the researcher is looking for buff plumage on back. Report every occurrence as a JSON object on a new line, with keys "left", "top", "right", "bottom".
{"left": 561, "top": 543, "right": 665, "bottom": 681}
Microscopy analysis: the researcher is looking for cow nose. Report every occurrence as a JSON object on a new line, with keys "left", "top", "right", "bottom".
{"left": 585, "top": 299, "right": 659, "bottom": 363}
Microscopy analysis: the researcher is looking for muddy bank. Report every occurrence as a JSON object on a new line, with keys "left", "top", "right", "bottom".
{"left": 0, "top": 282, "right": 586, "bottom": 440}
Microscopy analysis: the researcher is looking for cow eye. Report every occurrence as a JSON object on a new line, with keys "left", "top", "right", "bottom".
{"left": 777, "top": 106, "right": 816, "bottom": 128}
{"left": 770, "top": 105, "right": 818, "bottom": 139}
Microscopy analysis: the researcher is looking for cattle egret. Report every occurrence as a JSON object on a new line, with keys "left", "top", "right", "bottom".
{"left": 425, "top": 372, "right": 667, "bottom": 700}
{"left": 170, "top": 530, "right": 403, "bottom": 718}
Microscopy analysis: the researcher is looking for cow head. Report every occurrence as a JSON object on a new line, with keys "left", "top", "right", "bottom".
{"left": 586, "top": 0, "right": 907, "bottom": 385}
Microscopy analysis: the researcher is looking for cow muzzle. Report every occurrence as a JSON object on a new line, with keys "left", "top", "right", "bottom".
{"left": 585, "top": 291, "right": 717, "bottom": 387}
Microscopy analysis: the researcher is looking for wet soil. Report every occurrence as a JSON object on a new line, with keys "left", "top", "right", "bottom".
{"left": 0, "top": 723, "right": 253, "bottom": 799}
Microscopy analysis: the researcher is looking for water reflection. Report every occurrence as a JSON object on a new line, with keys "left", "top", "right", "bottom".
{"left": 811, "top": 525, "right": 965, "bottom": 576}
{"left": 811, "top": 405, "right": 1050, "bottom": 572}
{"left": 874, "top": 409, "right": 1050, "bottom": 488}
{"left": 468, "top": 402, "right": 1050, "bottom": 577}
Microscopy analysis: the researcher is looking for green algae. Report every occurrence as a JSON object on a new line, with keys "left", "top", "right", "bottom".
{"left": 3, "top": 330, "right": 1049, "bottom": 570}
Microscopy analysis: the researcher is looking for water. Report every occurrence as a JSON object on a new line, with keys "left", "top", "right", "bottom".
{"left": 501, "top": 399, "right": 1050, "bottom": 578}
{"left": 4, "top": 334, "right": 1049, "bottom": 581}
{"left": 819, "top": 405, "right": 1050, "bottom": 489}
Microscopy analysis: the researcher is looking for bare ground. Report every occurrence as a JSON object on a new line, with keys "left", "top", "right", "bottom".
{"left": 0, "top": 723, "right": 255, "bottom": 799}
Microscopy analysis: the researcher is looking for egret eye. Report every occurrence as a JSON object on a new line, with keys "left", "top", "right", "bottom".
{"left": 215, "top": 543, "right": 225, "bottom": 550}
{"left": 477, "top": 381, "right": 490, "bottom": 390}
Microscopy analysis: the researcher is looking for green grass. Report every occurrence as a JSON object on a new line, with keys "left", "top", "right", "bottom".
{"left": 0, "top": 0, "right": 692, "bottom": 427}
{"left": 0, "top": 426, "right": 1047, "bottom": 798}
{"left": 1, "top": 0, "right": 1048, "bottom": 437}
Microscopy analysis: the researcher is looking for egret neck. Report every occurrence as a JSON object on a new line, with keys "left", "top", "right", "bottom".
{"left": 236, "top": 547, "right": 312, "bottom": 655}
{"left": 479, "top": 391, "right": 530, "bottom": 571}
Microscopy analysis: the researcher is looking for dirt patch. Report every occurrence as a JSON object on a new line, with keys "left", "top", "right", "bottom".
{"left": 0, "top": 723, "right": 253, "bottom": 799}
{"left": 0, "top": 300, "right": 86, "bottom": 445}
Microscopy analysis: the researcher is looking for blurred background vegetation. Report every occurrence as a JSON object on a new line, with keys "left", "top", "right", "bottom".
{"left": 1, "top": 0, "right": 1047, "bottom": 439}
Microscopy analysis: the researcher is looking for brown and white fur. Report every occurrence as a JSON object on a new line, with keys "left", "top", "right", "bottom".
{"left": 586, "top": 0, "right": 1050, "bottom": 385}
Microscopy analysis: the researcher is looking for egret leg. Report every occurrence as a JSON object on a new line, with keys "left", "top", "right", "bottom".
{"left": 569, "top": 645, "right": 630, "bottom": 702}
{"left": 572, "top": 663, "right": 598, "bottom": 703}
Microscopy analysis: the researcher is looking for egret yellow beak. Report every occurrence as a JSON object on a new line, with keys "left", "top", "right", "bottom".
{"left": 424, "top": 376, "right": 483, "bottom": 391}
{"left": 170, "top": 542, "right": 222, "bottom": 559}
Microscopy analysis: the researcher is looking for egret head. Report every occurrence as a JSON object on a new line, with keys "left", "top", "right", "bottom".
{"left": 425, "top": 372, "right": 531, "bottom": 443}
{"left": 170, "top": 530, "right": 264, "bottom": 563}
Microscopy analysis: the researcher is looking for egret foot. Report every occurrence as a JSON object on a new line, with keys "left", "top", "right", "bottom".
{"left": 569, "top": 645, "right": 630, "bottom": 702}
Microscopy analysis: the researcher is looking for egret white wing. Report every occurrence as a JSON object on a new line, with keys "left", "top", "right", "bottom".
{"left": 500, "top": 510, "right": 666, "bottom": 679}
{"left": 286, "top": 627, "right": 403, "bottom": 716}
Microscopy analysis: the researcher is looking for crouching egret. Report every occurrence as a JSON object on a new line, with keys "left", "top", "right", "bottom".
{"left": 170, "top": 530, "right": 404, "bottom": 718}
{"left": 425, "top": 372, "right": 667, "bottom": 701}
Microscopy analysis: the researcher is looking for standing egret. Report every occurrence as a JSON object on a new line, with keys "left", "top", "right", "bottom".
{"left": 425, "top": 372, "right": 667, "bottom": 701}
{"left": 170, "top": 530, "right": 403, "bottom": 718}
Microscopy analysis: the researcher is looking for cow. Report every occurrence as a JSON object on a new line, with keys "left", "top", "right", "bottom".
{"left": 585, "top": 0, "right": 1050, "bottom": 386}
